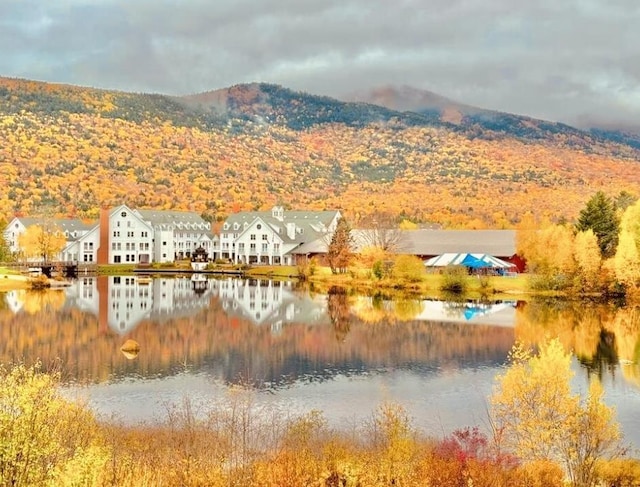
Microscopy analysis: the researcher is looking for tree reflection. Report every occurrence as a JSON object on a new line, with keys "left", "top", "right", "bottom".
{"left": 327, "top": 286, "right": 350, "bottom": 342}
{"left": 578, "top": 329, "right": 619, "bottom": 380}
{"left": 516, "top": 300, "right": 640, "bottom": 387}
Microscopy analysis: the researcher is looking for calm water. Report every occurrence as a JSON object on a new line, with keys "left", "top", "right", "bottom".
{"left": 1, "top": 276, "right": 639, "bottom": 451}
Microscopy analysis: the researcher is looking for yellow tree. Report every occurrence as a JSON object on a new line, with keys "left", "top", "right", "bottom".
{"left": 614, "top": 201, "right": 640, "bottom": 292}
{"left": 614, "top": 230, "right": 640, "bottom": 291}
{"left": 574, "top": 230, "right": 602, "bottom": 292}
{"left": 491, "top": 339, "right": 622, "bottom": 487}
{"left": 18, "top": 223, "right": 66, "bottom": 262}
{"left": 520, "top": 220, "right": 576, "bottom": 289}
{"left": 0, "top": 363, "right": 103, "bottom": 486}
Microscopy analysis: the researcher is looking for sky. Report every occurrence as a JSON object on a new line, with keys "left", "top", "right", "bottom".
{"left": 1, "top": 0, "right": 639, "bottom": 129}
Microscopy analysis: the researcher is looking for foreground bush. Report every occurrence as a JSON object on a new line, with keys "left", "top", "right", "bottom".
{"left": 0, "top": 362, "right": 103, "bottom": 486}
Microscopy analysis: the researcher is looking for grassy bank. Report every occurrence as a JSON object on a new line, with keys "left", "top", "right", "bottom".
{"left": 304, "top": 265, "right": 533, "bottom": 300}
{"left": 0, "top": 266, "right": 30, "bottom": 291}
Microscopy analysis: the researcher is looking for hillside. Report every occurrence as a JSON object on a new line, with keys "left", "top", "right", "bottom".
{"left": 1, "top": 76, "right": 639, "bottom": 228}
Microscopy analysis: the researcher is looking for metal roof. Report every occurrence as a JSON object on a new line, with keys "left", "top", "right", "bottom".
{"left": 353, "top": 229, "right": 517, "bottom": 257}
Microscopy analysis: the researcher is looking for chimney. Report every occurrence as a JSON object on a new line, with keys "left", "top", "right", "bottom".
{"left": 97, "top": 206, "right": 110, "bottom": 264}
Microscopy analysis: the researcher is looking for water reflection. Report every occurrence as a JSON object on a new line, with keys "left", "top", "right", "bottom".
{"left": 1, "top": 277, "right": 639, "bottom": 449}
{"left": 0, "top": 277, "right": 517, "bottom": 385}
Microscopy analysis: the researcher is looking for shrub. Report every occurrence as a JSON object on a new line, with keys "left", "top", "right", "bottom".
{"left": 372, "top": 260, "right": 384, "bottom": 280}
{"left": 595, "top": 458, "right": 640, "bottom": 487}
{"left": 440, "top": 265, "right": 468, "bottom": 293}
{"left": 0, "top": 362, "right": 101, "bottom": 486}
{"left": 392, "top": 255, "right": 426, "bottom": 283}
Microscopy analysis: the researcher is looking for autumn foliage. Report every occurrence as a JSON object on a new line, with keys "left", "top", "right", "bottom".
{"left": 1, "top": 78, "right": 640, "bottom": 229}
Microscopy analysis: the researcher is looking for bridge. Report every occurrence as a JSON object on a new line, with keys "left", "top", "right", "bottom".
{"left": 2, "top": 261, "right": 98, "bottom": 278}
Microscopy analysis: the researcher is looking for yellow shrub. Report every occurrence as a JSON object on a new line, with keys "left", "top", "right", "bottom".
{"left": 0, "top": 362, "right": 101, "bottom": 487}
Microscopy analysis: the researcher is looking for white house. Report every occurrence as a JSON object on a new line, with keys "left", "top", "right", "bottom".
{"left": 220, "top": 206, "right": 341, "bottom": 265}
{"left": 133, "top": 209, "right": 214, "bottom": 263}
{"left": 3, "top": 205, "right": 214, "bottom": 265}
{"left": 4, "top": 205, "right": 341, "bottom": 266}
{"left": 3, "top": 216, "right": 94, "bottom": 262}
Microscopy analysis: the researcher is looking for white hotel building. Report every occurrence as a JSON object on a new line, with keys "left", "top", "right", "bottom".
{"left": 3, "top": 205, "right": 340, "bottom": 266}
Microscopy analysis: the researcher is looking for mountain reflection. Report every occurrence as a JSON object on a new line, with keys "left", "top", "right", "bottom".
{"left": 0, "top": 277, "right": 638, "bottom": 391}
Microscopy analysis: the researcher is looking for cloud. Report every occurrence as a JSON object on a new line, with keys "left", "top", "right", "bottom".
{"left": 0, "top": 0, "right": 639, "bottom": 127}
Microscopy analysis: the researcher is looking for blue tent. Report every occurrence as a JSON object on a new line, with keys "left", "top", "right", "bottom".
{"left": 425, "top": 253, "right": 514, "bottom": 270}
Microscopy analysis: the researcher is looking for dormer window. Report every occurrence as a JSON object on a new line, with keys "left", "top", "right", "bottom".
{"left": 223, "top": 223, "right": 229, "bottom": 230}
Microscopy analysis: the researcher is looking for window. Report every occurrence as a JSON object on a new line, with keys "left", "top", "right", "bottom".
{"left": 250, "top": 234, "right": 256, "bottom": 240}
{"left": 113, "top": 231, "right": 120, "bottom": 237}
{"left": 257, "top": 224, "right": 262, "bottom": 230}
{"left": 121, "top": 211, "right": 127, "bottom": 217}
{"left": 141, "top": 231, "right": 148, "bottom": 238}
{"left": 127, "top": 231, "right": 134, "bottom": 238}
{"left": 261, "top": 243, "right": 268, "bottom": 252}
{"left": 111, "top": 243, "right": 116, "bottom": 250}
{"left": 262, "top": 234, "right": 268, "bottom": 241}
{"left": 238, "top": 243, "right": 245, "bottom": 251}
{"left": 250, "top": 243, "right": 256, "bottom": 251}
{"left": 114, "top": 255, "right": 121, "bottom": 263}
{"left": 162, "top": 241, "right": 167, "bottom": 246}
{"left": 274, "top": 243, "right": 280, "bottom": 252}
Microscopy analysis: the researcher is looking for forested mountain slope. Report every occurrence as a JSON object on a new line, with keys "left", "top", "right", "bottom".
{"left": 1, "top": 77, "right": 638, "bottom": 228}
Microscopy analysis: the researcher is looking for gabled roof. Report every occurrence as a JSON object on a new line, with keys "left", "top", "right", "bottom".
{"left": 223, "top": 208, "right": 340, "bottom": 246}
{"left": 353, "top": 229, "right": 517, "bottom": 257}
{"left": 289, "top": 237, "right": 329, "bottom": 255}
{"left": 9, "top": 217, "right": 94, "bottom": 235}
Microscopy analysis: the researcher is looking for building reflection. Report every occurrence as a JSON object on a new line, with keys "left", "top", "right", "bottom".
{"left": 3, "top": 277, "right": 330, "bottom": 335}
{"left": 215, "top": 278, "right": 328, "bottom": 333}
{"left": 64, "top": 275, "right": 219, "bottom": 334}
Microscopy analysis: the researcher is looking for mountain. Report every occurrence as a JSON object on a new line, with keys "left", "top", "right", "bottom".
{"left": 344, "top": 85, "right": 614, "bottom": 146}
{"left": 0, "top": 76, "right": 639, "bottom": 228}
{"left": 344, "top": 85, "right": 490, "bottom": 124}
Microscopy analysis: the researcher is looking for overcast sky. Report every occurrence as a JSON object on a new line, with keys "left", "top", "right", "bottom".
{"left": 1, "top": 0, "right": 639, "bottom": 128}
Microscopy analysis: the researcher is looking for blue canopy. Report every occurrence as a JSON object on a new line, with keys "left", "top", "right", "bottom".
{"left": 425, "top": 253, "right": 514, "bottom": 269}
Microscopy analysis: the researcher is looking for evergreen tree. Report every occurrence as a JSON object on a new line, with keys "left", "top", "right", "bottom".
{"left": 326, "top": 217, "right": 352, "bottom": 274}
{"left": 614, "top": 190, "right": 637, "bottom": 212}
{"left": 575, "top": 191, "right": 619, "bottom": 258}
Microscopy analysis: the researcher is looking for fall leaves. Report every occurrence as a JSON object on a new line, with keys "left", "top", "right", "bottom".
{"left": 2, "top": 78, "right": 640, "bottom": 229}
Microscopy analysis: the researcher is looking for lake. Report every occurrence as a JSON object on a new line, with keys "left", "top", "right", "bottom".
{"left": 1, "top": 275, "right": 639, "bottom": 452}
